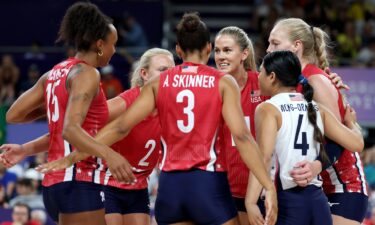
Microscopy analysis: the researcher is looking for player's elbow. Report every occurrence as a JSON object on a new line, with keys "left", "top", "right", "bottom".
{"left": 352, "top": 137, "right": 364, "bottom": 153}
{"left": 263, "top": 154, "right": 272, "bottom": 165}
{"left": 232, "top": 129, "right": 251, "bottom": 146}
{"left": 5, "top": 110, "right": 23, "bottom": 123}
{"left": 114, "top": 123, "right": 129, "bottom": 137}
{"left": 62, "top": 124, "right": 78, "bottom": 142}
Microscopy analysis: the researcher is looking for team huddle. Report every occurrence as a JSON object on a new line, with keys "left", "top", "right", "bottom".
{"left": 0, "top": 2, "right": 368, "bottom": 225}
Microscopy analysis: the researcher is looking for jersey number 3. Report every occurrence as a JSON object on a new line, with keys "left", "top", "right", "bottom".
{"left": 176, "top": 90, "right": 195, "bottom": 133}
{"left": 294, "top": 114, "right": 309, "bottom": 155}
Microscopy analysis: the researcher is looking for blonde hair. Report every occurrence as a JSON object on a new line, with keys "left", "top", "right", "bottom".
{"left": 275, "top": 18, "right": 330, "bottom": 69}
{"left": 216, "top": 26, "right": 257, "bottom": 71}
{"left": 130, "top": 48, "right": 173, "bottom": 88}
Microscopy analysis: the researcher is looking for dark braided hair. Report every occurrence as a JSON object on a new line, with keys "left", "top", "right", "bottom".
{"left": 56, "top": 2, "right": 113, "bottom": 51}
{"left": 262, "top": 50, "right": 329, "bottom": 163}
{"left": 176, "top": 12, "right": 210, "bottom": 53}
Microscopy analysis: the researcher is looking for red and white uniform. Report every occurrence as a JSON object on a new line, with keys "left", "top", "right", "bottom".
{"left": 43, "top": 58, "right": 109, "bottom": 187}
{"left": 104, "top": 87, "right": 161, "bottom": 189}
{"left": 223, "top": 71, "right": 264, "bottom": 198}
{"left": 156, "top": 62, "right": 225, "bottom": 172}
{"left": 301, "top": 64, "right": 368, "bottom": 195}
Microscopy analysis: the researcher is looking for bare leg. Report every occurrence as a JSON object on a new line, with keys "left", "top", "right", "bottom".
{"left": 332, "top": 215, "right": 360, "bottom": 225}
{"left": 168, "top": 215, "right": 239, "bottom": 225}
{"left": 170, "top": 221, "right": 195, "bottom": 225}
{"left": 59, "top": 209, "right": 106, "bottom": 225}
{"left": 222, "top": 217, "right": 240, "bottom": 225}
{"left": 105, "top": 213, "right": 123, "bottom": 225}
{"left": 238, "top": 212, "right": 250, "bottom": 225}
{"left": 123, "top": 213, "right": 150, "bottom": 225}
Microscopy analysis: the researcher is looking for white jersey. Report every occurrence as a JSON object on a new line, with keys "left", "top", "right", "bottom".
{"left": 266, "top": 93, "right": 324, "bottom": 190}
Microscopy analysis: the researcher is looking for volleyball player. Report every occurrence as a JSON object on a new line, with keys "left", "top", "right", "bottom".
{"left": 246, "top": 50, "right": 363, "bottom": 225}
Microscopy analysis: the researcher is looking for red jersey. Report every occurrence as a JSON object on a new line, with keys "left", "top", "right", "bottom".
{"left": 43, "top": 58, "right": 109, "bottom": 187}
{"left": 156, "top": 62, "right": 225, "bottom": 172}
{"left": 104, "top": 87, "right": 161, "bottom": 189}
{"left": 302, "top": 64, "right": 368, "bottom": 195}
{"left": 223, "top": 71, "right": 264, "bottom": 198}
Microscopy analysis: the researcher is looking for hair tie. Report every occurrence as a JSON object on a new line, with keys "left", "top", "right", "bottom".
{"left": 298, "top": 75, "right": 308, "bottom": 85}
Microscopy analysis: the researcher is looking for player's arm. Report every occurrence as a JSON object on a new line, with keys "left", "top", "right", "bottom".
{"left": 220, "top": 75, "right": 277, "bottom": 225}
{"left": 94, "top": 77, "right": 157, "bottom": 153}
{"left": 36, "top": 95, "right": 130, "bottom": 173}
{"left": 6, "top": 71, "right": 49, "bottom": 123}
{"left": 64, "top": 74, "right": 157, "bottom": 182}
{"left": 320, "top": 103, "right": 364, "bottom": 152}
{"left": 245, "top": 102, "right": 278, "bottom": 225}
{"left": 61, "top": 64, "right": 105, "bottom": 155}
{"left": 57, "top": 94, "right": 128, "bottom": 166}
{"left": 0, "top": 134, "right": 50, "bottom": 168}
{"left": 58, "top": 65, "right": 134, "bottom": 183}
{"left": 107, "top": 96, "right": 127, "bottom": 122}
{"left": 36, "top": 93, "right": 129, "bottom": 174}
{"left": 308, "top": 75, "right": 341, "bottom": 119}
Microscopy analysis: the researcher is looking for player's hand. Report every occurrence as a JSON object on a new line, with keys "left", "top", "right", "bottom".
{"left": 36, "top": 156, "right": 74, "bottom": 173}
{"left": 264, "top": 188, "right": 278, "bottom": 225}
{"left": 325, "top": 67, "right": 350, "bottom": 90}
{"left": 105, "top": 151, "right": 136, "bottom": 184}
{"left": 343, "top": 104, "right": 358, "bottom": 127}
{"left": 0, "top": 144, "right": 27, "bottom": 168}
{"left": 247, "top": 203, "right": 265, "bottom": 225}
{"left": 290, "top": 160, "right": 321, "bottom": 187}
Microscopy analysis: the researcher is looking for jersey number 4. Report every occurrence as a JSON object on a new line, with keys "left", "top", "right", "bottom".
{"left": 294, "top": 114, "right": 309, "bottom": 155}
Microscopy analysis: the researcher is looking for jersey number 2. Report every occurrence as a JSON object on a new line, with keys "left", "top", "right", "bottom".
{"left": 294, "top": 114, "right": 309, "bottom": 155}
{"left": 138, "top": 139, "right": 156, "bottom": 167}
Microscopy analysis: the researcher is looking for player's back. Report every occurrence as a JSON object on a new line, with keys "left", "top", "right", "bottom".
{"left": 157, "top": 62, "right": 225, "bottom": 172}
{"left": 43, "top": 58, "right": 109, "bottom": 186}
{"left": 267, "top": 93, "right": 323, "bottom": 190}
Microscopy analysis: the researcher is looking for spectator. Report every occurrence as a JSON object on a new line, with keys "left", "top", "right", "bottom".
{"left": 0, "top": 54, "right": 20, "bottom": 107}
{"left": 19, "top": 64, "right": 40, "bottom": 95}
{"left": 23, "top": 41, "right": 46, "bottom": 61}
{"left": 363, "top": 146, "right": 375, "bottom": 189}
{"left": 363, "top": 207, "right": 375, "bottom": 225}
{"left": 23, "top": 169, "right": 42, "bottom": 195}
{"left": 357, "top": 37, "right": 375, "bottom": 67}
{"left": 9, "top": 178, "right": 44, "bottom": 209}
{"left": 0, "top": 164, "right": 17, "bottom": 200}
{"left": 100, "top": 64, "right": 123, "bottom": 99}
{"left": 0, "top": 202, "right": 40, "bottom": 225}
{"left": 117, "top": 12, "right": 148, "bottom": 48}
{"left": 30, "top": 209, "right": 46, "bottom": 225}
{"left": 337, "top": 21, "right": 362, "bottom": 65}
{"left": 0, "top": 185, "right": 9, "bottom": 208}
{"left": 0, "top": 104, "right": 6, "bottom": 145}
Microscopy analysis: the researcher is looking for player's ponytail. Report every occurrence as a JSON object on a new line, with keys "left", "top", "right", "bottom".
{"left": 299, "top": 75, "right": 329, "bottom": 163}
